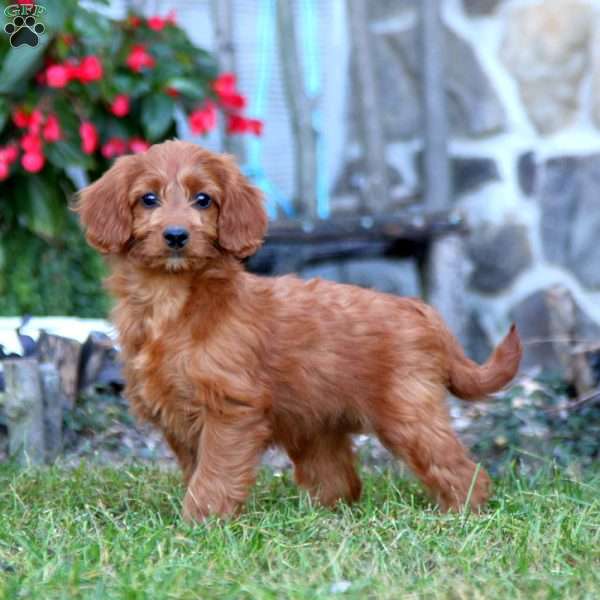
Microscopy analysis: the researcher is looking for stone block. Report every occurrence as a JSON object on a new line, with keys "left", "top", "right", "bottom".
{"left": 501, "top": 0, "right": 592, "bottom": 134}
{"left": 539, "top": 154, "right": 600, "bottom": 289}
{"left": 467, "top": 224, "right": 532, "bottom": 293}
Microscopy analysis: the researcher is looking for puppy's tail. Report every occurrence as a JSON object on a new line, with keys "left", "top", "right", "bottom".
{"left": 447, "top": 324, "right": 522, "bottom": 401}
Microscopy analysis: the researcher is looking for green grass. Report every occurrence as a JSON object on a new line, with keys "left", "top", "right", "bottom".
{"left": 0, "top": 464, "right": 599, "bottom": 599}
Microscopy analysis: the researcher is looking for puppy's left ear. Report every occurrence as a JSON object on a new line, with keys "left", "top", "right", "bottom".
{"left": 75, "top": 155, "right": 137, "bottom": 254}
{"left": 218, "top": 161, "right": 268, "bottom": 259}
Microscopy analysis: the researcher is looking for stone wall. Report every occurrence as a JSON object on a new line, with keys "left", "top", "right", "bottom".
{"left": 332, "top": 0, "right": 600, "bottom": 373}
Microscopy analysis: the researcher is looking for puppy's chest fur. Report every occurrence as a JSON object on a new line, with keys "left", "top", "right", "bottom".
{"left": 113, "top": 282, "right": 216, "bottom": 434}
{"left": 112, "top": 274, "right": 263, "bottom": 436}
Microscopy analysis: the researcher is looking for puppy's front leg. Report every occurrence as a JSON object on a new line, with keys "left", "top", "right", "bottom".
{"left": 182, "top": 404, "right": 270, "bottom": 523}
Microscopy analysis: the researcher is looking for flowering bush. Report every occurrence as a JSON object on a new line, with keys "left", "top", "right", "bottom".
{"left": 0, "top": 0, "right": 261, "bottom": 315}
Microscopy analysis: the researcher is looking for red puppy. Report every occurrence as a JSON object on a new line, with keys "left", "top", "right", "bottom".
{"left": 77, "top": 140, "right": 522, "bottom": 521}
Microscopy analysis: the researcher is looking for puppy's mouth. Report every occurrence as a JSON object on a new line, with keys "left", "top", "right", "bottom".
{"left": 164, "top": 255, "right": 189, "bottom": 271}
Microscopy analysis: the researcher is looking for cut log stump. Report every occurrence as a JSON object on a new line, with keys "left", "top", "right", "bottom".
{"left": 3, "top": 359, "right": 64, "bottom": 466}
{"left": 3, "top": 359, "right": 46, "bottom": 466}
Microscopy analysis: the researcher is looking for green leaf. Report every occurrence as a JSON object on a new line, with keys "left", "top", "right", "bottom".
{"left": 164, "top": 78, "right": 206, "bottom": 100}
{"left": 73, "top": 8, "right": 113, "bottom": 47}
{"left": 22, "top": 176, "right": 67, "bottom": 239}
{"left": 0, "top": 98, "right": 8, "bottom": 134}
{"left": 40, "top": 0, "right": 73, "bottom": 33}
{"left": 141, "top": 95, "right": 175, "bottom": 141}
{"left": 45, "top": 141, "right": 95, "bottom": 170}
{"left": 0, "top": 40, "right": 49, "bottom": 94}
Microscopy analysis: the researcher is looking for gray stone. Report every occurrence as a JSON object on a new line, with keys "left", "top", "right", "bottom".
{"left": 462, "top": 0, "right": 504, "bottom": 15}
{"left": 510, "top": 288, "right": 600, "bottom": 374}
{"left": 301, "top": 258, "right": 421, "bottom": 298}
{"left": 368, "top": 0, "right": 416, "bottom": 24}
{"left": 517, "top": 152, "right": 537, "bottom": 196}
{"left": 332, "top": 157, "right": 403, "bottom": 198}
{"left": 465, "top": 311, "right": 493, "bottom": 364}
{"left": 511, "top": 290, "right": 560, "bottom": 372}
{"left": 452, "top": 157, "right": 500, "bottom": 195}
{"left": 539, "top": 154, "right": 600, "bottom": 289}
{"left": 348, "top": 33, "right": 421, "bottom": 143}
{"left": 387, "top": 26, "right": 507, "bottom": 137}
{"left": 467, "top": 224, "right": 532, "bottom": 293}
{"left": 416, "top": 152, "right": 500, "bottom": 196}
{"left": 501, "top": 1, "right": 592, "bottom": 135}
{"left": 348, "top": 25, "right": 506, "bottom": 142}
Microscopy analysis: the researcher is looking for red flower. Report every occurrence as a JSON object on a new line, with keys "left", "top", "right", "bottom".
{"left": 110, "top": 94, "right": 131, "bottom": 117}
{"left": 46, "top": 64, "right": 71, "bottom": 88}
{"left": 212, "top": 73, "right": 247, "bottom": 112}
{"left": 188, "top": 101, "right": 217, "bottom": 135}
{"left": 165, "top": 87, "right": 180, "bottom": 98}
{"left": 147, "top": 16, "right": 166, "bottom": 31}
{"left": 79, "top": 121, "right": 99, "bottom": 155}
{"left": 0, "top": 144, "right": 19, "bottom": 164}
{"left": 226, "top": 114, "right": 263, "bottom": 136}
{"left": 21, "top": 152, "right": 45, "bottom": 173}
{"left": 60, "top": 33, "right": 75, "bottom": 46}
{"left": 0, "top": 161, "right": 9, "bottom": 181}
{"left": 63, "top": 59, "right": 79, "bottom": 81}
{"left": 28, "top": 109, "right": 45, "bottom": 135}
{"left": 77, "top": 55, "right": 103, "bottom": 83}
{"left": 212, "top": 73, "right": 237, "bottom": 97}
{"left": 219, "top": 92, "right": 246, "bottom": 111}
{"left": 101, "top": 137, "right": 128, "bottom": 159}
{"left": 20, "top": 133, "right": 42, "bottom": 154}
{"left": 126, "top": 45, "right": 156, "bottom": 73}
{"left": 43, "top": 114, "right": 62, "bottom": 142}
{"left": 0, "top": 144, "right": 17, "bottom": 181}
{"left": 129, "top": 138, "right": 150, "bottom": 154}
{"left": 128, "top": 15, "right": 142, "bottom": 28}
{"left": 165, "top": 10, "right": 177, "bottom": 24}
{"left": 12, "top": 108, "right": 30, "bottom": 128}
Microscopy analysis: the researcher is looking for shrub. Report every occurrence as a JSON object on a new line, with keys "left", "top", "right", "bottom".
{"left": 0, "top": 0, "right": 260, "bottom": 315}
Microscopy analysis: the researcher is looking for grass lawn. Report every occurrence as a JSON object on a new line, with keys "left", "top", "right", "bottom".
{"left": 0, "top": 464, "right": 598, "bottom": 599}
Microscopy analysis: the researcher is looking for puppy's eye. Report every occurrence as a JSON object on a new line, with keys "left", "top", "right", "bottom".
{"left": 193, "top": 193, "right": 212, "bottom": 209}
{"left": 140, "top": 193, "right": 159, "bottom": 208}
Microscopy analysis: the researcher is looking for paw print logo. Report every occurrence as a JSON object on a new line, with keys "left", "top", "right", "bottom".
{"left": 4, "top": 15, "right": 45, "bottom": 48}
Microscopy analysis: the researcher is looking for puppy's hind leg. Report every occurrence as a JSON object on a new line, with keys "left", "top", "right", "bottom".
{"left": 287, "top": 432, "right": 362, "bottom": 507}
{"left": 372, "top": 378, "right": 491, "bottom": 512}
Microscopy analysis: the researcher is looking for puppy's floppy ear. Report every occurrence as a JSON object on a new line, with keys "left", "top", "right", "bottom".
{"left": 75, "top": 155, "right": 136, "bottom": 254}
{"left": 217, "top": 159, "right": 268, "bottom": 259}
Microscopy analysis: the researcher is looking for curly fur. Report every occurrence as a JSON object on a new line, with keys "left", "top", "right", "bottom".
{"left": 77, "top": 140, "right": 522, "bottom": 522}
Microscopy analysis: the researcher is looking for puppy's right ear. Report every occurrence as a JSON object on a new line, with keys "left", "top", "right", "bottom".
{"left": 75, "top": 156, "right": 136, "bottom": 254}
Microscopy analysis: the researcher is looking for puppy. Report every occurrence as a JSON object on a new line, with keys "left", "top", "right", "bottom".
{"left": 77, "top": 140, "right": 522, "bottom": 522}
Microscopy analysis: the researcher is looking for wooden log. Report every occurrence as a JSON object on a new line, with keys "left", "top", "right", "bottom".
{"left": 420, "top": 0, "right": 451, "bottom": 213}
{"left": 425, "top": 233, "right": 468, "bottom": 344}
{"left": 346, "top": 0, "right": 389, "bottom": 213}
{"left": 419, "top": 0, "right": 467, "bottom": 343}
{"left": 39, "top": 363, "right": 63, "bottom": 463}
{"left": 276, "top": 0, "right": 318, "bottom": 217}
{"left": 78, "top": 332, "right": 115, "bottom": 392}
{"left": 265, "top": 211, "right": 463, "bottom": 244}
{"left": 546, "top": 286, "right": 596, "bottom": 396}
{"left": 3, "top": 359, "right": 45, "bottom": 466}
{"left": 36, "top": 331, "right": 81, "bottom": 410}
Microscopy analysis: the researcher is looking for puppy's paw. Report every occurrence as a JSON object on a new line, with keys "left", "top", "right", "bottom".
{"left": 182, "top": 488, "right": 240, "bottom": 523}
{"left": 182, "top": 494, "right": 209, "bottom": 524}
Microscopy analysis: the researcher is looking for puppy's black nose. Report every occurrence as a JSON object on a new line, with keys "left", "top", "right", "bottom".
{"left": 163, "top": 227, "right": 189, "bottom": 249}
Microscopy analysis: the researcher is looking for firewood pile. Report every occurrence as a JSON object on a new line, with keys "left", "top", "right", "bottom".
{"left": 0, "top": 325, "right": 123, "bottom": 465}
